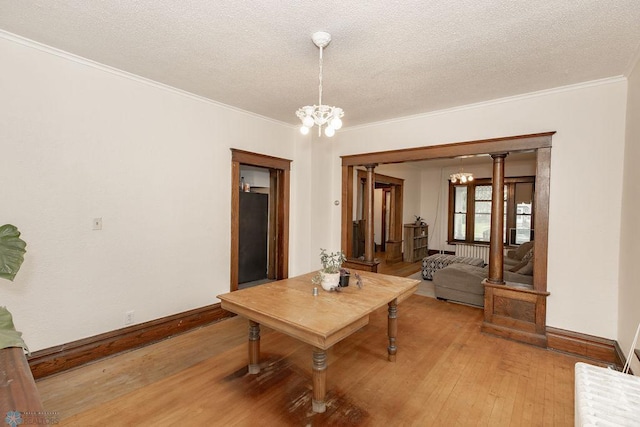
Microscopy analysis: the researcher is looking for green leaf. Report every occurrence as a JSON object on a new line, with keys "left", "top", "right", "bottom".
{"left": 0, "top": 307, "right": 27, "bottom": 350}
{"left": 0, "top": 224, "right": 27, "bottom": 282}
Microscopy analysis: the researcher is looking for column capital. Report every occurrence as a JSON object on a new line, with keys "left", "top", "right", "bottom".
{"left": 363, "top": 163, "right": 378, "bottom": 170}
{"left": 490, "top": 152, "right": 508, "bottom": 159}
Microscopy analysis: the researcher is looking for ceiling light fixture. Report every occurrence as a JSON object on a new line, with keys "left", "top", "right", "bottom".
{"left": 296, "top": 32, "right": 344, "bottom": 137}
{"left": 450, "top": 158, "right": 474, "bottom": 183}
{"left": 450, "top": 171, "right": 474, "bottom": 184}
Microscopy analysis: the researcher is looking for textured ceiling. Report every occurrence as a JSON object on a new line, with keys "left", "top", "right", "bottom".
{"left": 1, "top": 1, "right": 640, "bottom": 127}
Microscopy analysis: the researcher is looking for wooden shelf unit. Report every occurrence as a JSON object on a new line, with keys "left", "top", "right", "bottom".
{"left": 403, "top": 224, "right": 428, "bottom": 263}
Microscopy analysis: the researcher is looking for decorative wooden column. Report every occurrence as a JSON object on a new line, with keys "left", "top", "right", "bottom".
{"left": 364, "top": 164, "right": 376, "bottom": 263}
{"left": 487, "top": 153, "right": 506, "bottom": 284}
{"left": 482, "top": 152, "right": 549, "bottom": 348}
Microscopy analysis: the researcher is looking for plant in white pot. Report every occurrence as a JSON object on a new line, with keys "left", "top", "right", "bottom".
{"left": 0, "top": 224, "right": 28, "bottom": 350}
{"left": 313, "top": 248, "right": 346, "bottom": 291}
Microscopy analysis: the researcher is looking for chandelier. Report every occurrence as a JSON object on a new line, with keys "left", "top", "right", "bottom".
{"left": 296, "top": 32, "right": 344, "bottom": 137}
{"left": 449, "top": 171, "right": 474, "bottom": 183}
{"left": 450, "top": 157, "right": 474, "bottom": 183}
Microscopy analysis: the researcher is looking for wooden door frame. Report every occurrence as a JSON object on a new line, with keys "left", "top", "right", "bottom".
{"left": 380, "top": 187, "right": 390, "bottom": 251}
{"left": 342, "top": 132, "right": 552, "bottom": 291}
{"left": 230, "top": 149, "right": 291, "bottom": 291}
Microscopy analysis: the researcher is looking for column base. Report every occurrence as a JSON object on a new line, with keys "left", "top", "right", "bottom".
{"left": 482, "top": 280, "right": 549, "bottom": 348}
{"left": 312, "top": 400, "right": 326, "bottom": 413}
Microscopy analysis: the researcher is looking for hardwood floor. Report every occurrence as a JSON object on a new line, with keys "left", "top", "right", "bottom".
{"left": 36, "top": 288, "right": 587, "bottom": 426}
{"left": 374, "top": 251, "right": 423, "bottom": 277}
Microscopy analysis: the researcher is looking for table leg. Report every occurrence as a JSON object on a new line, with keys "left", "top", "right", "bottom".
{"left": 248, "top": 320, "right": 260, "bottom": 374}
{"left": 388, "top": 298, "right": 398, "bottom": 362}
{"left": 312, "top": 347, "right": 327, "bottom": 413}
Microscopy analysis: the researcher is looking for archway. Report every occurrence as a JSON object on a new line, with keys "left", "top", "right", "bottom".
{"left": 340, "top": 132, "right": 553, "bottom": 347}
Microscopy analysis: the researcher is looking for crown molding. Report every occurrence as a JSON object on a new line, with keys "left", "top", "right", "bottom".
{"left": 343, "top": 76, "right": 628, "bottom": 133}
{"left": 0, "top": 29, "right": 295, "bottom": 129}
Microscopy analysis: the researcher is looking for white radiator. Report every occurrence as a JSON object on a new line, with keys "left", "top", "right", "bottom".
{"left": 575, "top": 362, "right": 640, "bottom": 426}
{"left": 454, "top": 243, "right": 489, "bottom": 263}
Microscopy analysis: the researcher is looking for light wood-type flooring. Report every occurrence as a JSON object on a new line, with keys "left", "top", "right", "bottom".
{"left": 36, "top": 294, "right": 589, "bottom": 425}
{"left": 375, "top": 252, "right": 423, "bottom": 278}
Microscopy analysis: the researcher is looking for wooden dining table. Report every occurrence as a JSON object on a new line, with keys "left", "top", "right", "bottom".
{"left": 217, "top": 270, "right": 419, "bottom": 413}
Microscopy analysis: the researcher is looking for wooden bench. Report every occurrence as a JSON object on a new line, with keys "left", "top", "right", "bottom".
{"left": 0, "top": 347, "right": 44, "bottom": 416}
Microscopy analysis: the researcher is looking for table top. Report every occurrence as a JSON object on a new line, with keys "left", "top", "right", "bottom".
{"left": 217, "top": 271, "right": 419, "bottom": 349}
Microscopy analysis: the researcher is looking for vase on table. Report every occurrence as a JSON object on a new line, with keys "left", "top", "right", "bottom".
{"left": 320, "top": 272, "right": 340, "bottom": 291}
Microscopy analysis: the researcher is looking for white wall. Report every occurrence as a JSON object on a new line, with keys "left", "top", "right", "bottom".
{"left": 332, "top": 79, "right": 627, "bottom": 339}
{"left": 0, "top": 33, "right": 312, "bottom": 351}
{"left": 619, "top": 53, "right": 640, "bottom": 373}
{"left": 307, "top": 136, "right": 340, "bottom": 266}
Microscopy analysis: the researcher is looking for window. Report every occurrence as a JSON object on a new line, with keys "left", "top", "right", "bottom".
{"left": 452, "top": 186, "right": 467, "bottom": 240}
{"left": 448, "top": 177, "right": 534, "bottom": 245}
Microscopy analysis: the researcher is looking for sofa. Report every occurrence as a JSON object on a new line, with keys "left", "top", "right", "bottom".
{"left": 504, "top": 240, "right": 534, "bottom": 268}
{"left": 432, "top": 263, "right": 533, "bottom": 307}
{"left": 421, "top": 253, "right": 485, "bottom": 280}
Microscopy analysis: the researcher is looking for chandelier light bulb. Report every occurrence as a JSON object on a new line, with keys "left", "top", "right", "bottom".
{"left": 303, "top": 115, "right": 314, "bottom": 128}
{"left": 325, "top": 126, "right": 336, "bottom": 137}
{"left": 451, "top": 177, "right": 457, "bottom": 183}
{"left": 300, "top": 126, "right": 310, "bottom": 135}
{"left": 461, "top": 175, "right": 467, "bottom": 183}
{"left": 330, "top": 116, "right": 343, "bottom": 130}
{"left": 468, "top": 176, "right": 474, "bottom": 182}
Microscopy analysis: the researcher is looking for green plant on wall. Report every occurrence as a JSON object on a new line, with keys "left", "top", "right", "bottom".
{"left": 0, "top": 224, "right": 27, "bottom": 281}
{"left": 0, "top": 224, "right": 28, "bottom": 350}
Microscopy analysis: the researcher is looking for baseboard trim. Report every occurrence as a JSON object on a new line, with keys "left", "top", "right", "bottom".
{"left": 482, "top": 322, "right": 548, "bottom": 348}
{"left": 26, "top": 303, "right": 628, "bottom": 379}
{"left": 28, "top": 303, "right": 234, "bottom": 379}
{"left": 546, "top": 326, "right": 621, "bottom": 366}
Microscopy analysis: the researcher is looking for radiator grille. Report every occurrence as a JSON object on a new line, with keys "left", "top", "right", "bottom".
{"left": 454, "top": 244, "right": 489, "bottom": 263}
{"left": 574, "top": 362, "right": 640, "bottom": 426}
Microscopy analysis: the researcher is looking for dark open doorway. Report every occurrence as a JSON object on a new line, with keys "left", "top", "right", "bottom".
{"left": 230, "top": 149, "right": 291, "bottom": 291}
{"left": 353, "top": 170, "right": 404, "bottom": 264}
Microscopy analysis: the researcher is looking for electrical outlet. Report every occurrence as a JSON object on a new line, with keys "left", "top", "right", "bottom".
{"left": 92, "top": 218, "right": 102, "bottom": 230}
{"left": 124, "top": 310, "right": 135, "bottom": 325}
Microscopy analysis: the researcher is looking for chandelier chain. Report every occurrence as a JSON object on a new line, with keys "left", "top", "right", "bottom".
{"left": 318, "top": 45, "right": 323, "bottom": 108}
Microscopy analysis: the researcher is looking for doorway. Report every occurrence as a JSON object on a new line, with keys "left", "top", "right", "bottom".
{"left": 353, "top": 170, "right": 404, "bottom": 263}
{"left": 340, "top": 132, "right": 553, "bottom": 347}
{"left": 238, "top": 165, "right": 270, "bottom": 288}
{"left": 230, "top": 149, "right": 291, "bottom": 291}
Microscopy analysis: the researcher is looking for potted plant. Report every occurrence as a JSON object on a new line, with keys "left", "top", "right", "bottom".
{"left": 414, "top": 215, "right": 425, "bottom": 226}
{"left": 0, "top": 224, "right": 28, "bottom": 350}
{"left": 313, "top": 248, "right": 346, "bottom": 291}
{"left": 339, "top": 268, "right": 350, "bottom": 287}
